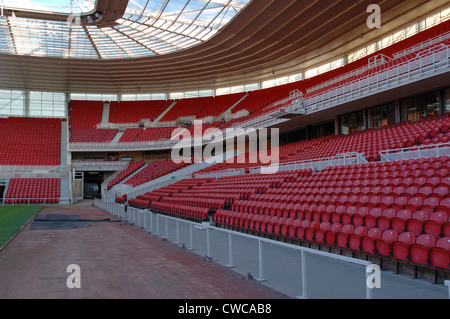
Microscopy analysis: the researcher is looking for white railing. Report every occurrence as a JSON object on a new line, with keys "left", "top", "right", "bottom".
{"left": 255, "top": 152, "right": 368, "bottom": 174}
{"left": 68, "top": 38, "right": 450, "bottom": 154}
{"left": 193, "top": 168, "right": 246, "bottom": 179}
{"left": 71, "top": 160, "right": 129, "bottom": 171}
{"left": 393, "top": 30, "right": 450, "bottom": 60}
{"left": 379, "top": 142, "right": 450, "bottom": 162}
{"left": 192, "top": 152, "right": 368, "bottom": 178}
{"left": 96, "top": 200, "right": 375, "bottom": 299}
{"left": 0, "top": 165, "right": 68, "bottom": 179}
{"left": 303, "top": 46, "right": 450, "bottom": 113}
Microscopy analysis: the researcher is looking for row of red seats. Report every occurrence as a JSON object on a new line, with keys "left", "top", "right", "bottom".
{"left": 214, "top": 209, "right": 449, "bottom": 270}
{"left": 107, "top": 160, "right": 146, "bottom": 189}
{"left": 0, "top": 117, "right": 61, "bottom": 166}
{"left": 109, "top": 100, "right": 173, "bottom": 123}
{"left": 148, "top": 201, "right": 209, "bottom": 222}
{"left": 118, "top": 128, "right": 143, "bottom": 143}
{"left": 195, "top": 93, "right": 246, "bottom": 119}
{"left": 159, "top": 96, "right": 212, "bottom": 122}
{"left": 68, "top": 100, "right": 104, "bottom": 129}
{"left": 70, "top": 128, "right": 118, "bottom": 143}
{"left": 126, "top": 156, "right": 450, "bottom": 270}
{"left": 195, "top": 114, "right": 450, "bottom": 176}
{"left": 64, "top": 21, "right": 450, "bottom": 134}
{"left": 5, "top": 178, "right": 60, "bottom": 204}
{"left": 122, "top": 159, "right": 190, "bottom": 188}
{"left": 302, "top": 19, "right": 450, "bottom": 97}
{"left": 135, "top": 126, "right": 182, "bottom": 142}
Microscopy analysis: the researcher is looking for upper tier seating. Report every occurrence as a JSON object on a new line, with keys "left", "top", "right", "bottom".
{"left": 69, "top": 128, "right": 118, "bottom": 143}
{"left": 118, "top": 128, "right": 144, "bottom": 143}
{"left": 195, "top": 114, "right": 450, "bottom": 175}
{"left": 230, "top": 81, "right": 301, "bottom": 116}
{"left": 109, "top": 100, "right": 173, "bottom": 123}
{"left": 195, "top": 92, "right": 246, "bottom": 119}
{"left": 68, "top": 100, "right": 104, "bottom": 129}
{"left": 159, "top": 96, "right": 212, "bottom": 123}
{"left": 302, "top": 19, "right": 450, "bottom": 98}
{"left": 0, "top": 117, "right": 61, "bottom": 166}
{"left": 68, "top": 100, "right": 118, "bottom": 143}
{"left": 5, "top": 178, "right": 60, "bottom": 204}
{"left": 134, "top": 126, "right": 183, "bottom": 142}
{"left": 65, "top": 21, "right": 450, "bottom": 137}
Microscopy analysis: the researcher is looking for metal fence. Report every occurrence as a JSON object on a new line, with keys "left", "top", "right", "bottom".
{"left": 95, "top": 199, "right": 375, "bottom": 299}
{"left": 379, "top": 142, "right": 450, "bottom": 162}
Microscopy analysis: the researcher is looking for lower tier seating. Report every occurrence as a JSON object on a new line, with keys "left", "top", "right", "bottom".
{"left": 4, "top": 178, "right": 60, "bottom": 204}
{"left": 128, "top": 157, "right": 449, "bottom": 271}
{"left": 107, "top": 160, "right": 146, "bottom": 189}
{"left": 122, "top": 159, "right": 190, "bottom": 188}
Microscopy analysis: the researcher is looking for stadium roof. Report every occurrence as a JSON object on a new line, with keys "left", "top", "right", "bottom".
{"left": 0, "top": 0, "right": 251, "bottom": 59}
{"left": 0, "top": 0, "right": 448, "bottom": 94}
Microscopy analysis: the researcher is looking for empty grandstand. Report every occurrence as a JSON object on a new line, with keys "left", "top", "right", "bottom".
{"left": 0, "top": 0, "right": 449, "bottom": 301}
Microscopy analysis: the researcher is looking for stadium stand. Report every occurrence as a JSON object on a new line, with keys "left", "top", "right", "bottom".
{"left": 68, "top": 100, "right": 104, "bottom": 129}
{"left": 158, "top": 96, "right": 212, "bottom": 123}
{"left": 109, "top": 100, "right": 173, "bottom": 123}
{"left": 137, "top": 156, "right": 449, "bottom": 271}
{"left": 107, "top": 160, "right": 146, "bottom": 189}
{"left": 69, "top": 128, "right": 118, "bottom": 143}
{"left": 0, "top": 117, "right": 61, "bottom": 166}
{"left": 4, "top": 178, "right": 60, "bottom": 204}
{"left": 122, "top": 159, "right": 190, "bottom": 188}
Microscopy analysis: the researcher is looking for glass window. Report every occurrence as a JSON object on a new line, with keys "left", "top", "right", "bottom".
{"left": 341, "top": 110, "right": 365, "bottom": 134}
{"left": 444, "top": 88, "right": 450, "bottom": 114}
{"left": 29, "top": 91, "right": 66, "bottom": 117}
{"left": 426, "top": 92, "right": 439, "bottom": 117}
{"left": 69, "top": 93, "right": 117, "bottom": 101}
{"left": 0, "top": 90, "right": 25, "bottom": 116}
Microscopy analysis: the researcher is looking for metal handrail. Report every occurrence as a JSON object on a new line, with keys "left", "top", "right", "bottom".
{"left": 303, "top": 46, "right": 450, "bottom": 112}
{"left": 96, "top": 200, "right": 374, "bottom": 299}
{"left": 379, "top": 142, "right": 450, "bottom": 161}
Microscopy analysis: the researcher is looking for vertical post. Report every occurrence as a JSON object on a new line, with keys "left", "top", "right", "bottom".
{"left": 149, "top": 211, "right": 153, "bottom": 233}
{"left": 143, "top": 210, "right": 147, "bottom": 230}
{"left": 302, "top": 250, "right": 307, "bottom": 298}
{"left": 165, "top": 216, "right": 168, "bottom": 239}
{"left": 175, "top": 220, "right": 180, "bottom": 244}
{"left": 206, "top": 227, "right": 211, "bottom": 258}
{"left": 227, "top": 232, "right": 234, "bottom": 268}
{"left": 156, "top": 214, "right": 160, "bottom": 236}
{"left": 189, "top": 223, "right": 194, "bottom": 250}
{"left": 256, "top": 239, "right": 265, "bottom": 282}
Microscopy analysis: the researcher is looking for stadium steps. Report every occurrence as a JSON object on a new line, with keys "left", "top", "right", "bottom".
{"left": 126, "top": 151, "right": 236, "bottom": 200}
{"left": 110, "top": 131, "right": 124, "bottom": 143}
{"left": 101, "top": 102, "right": 110, "bottom": 124}
{"left": 217, "top": 93, "right": 249, "bottom": 121}
{"left": 153, "top": 100, "right": 178, "bottom": 124}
